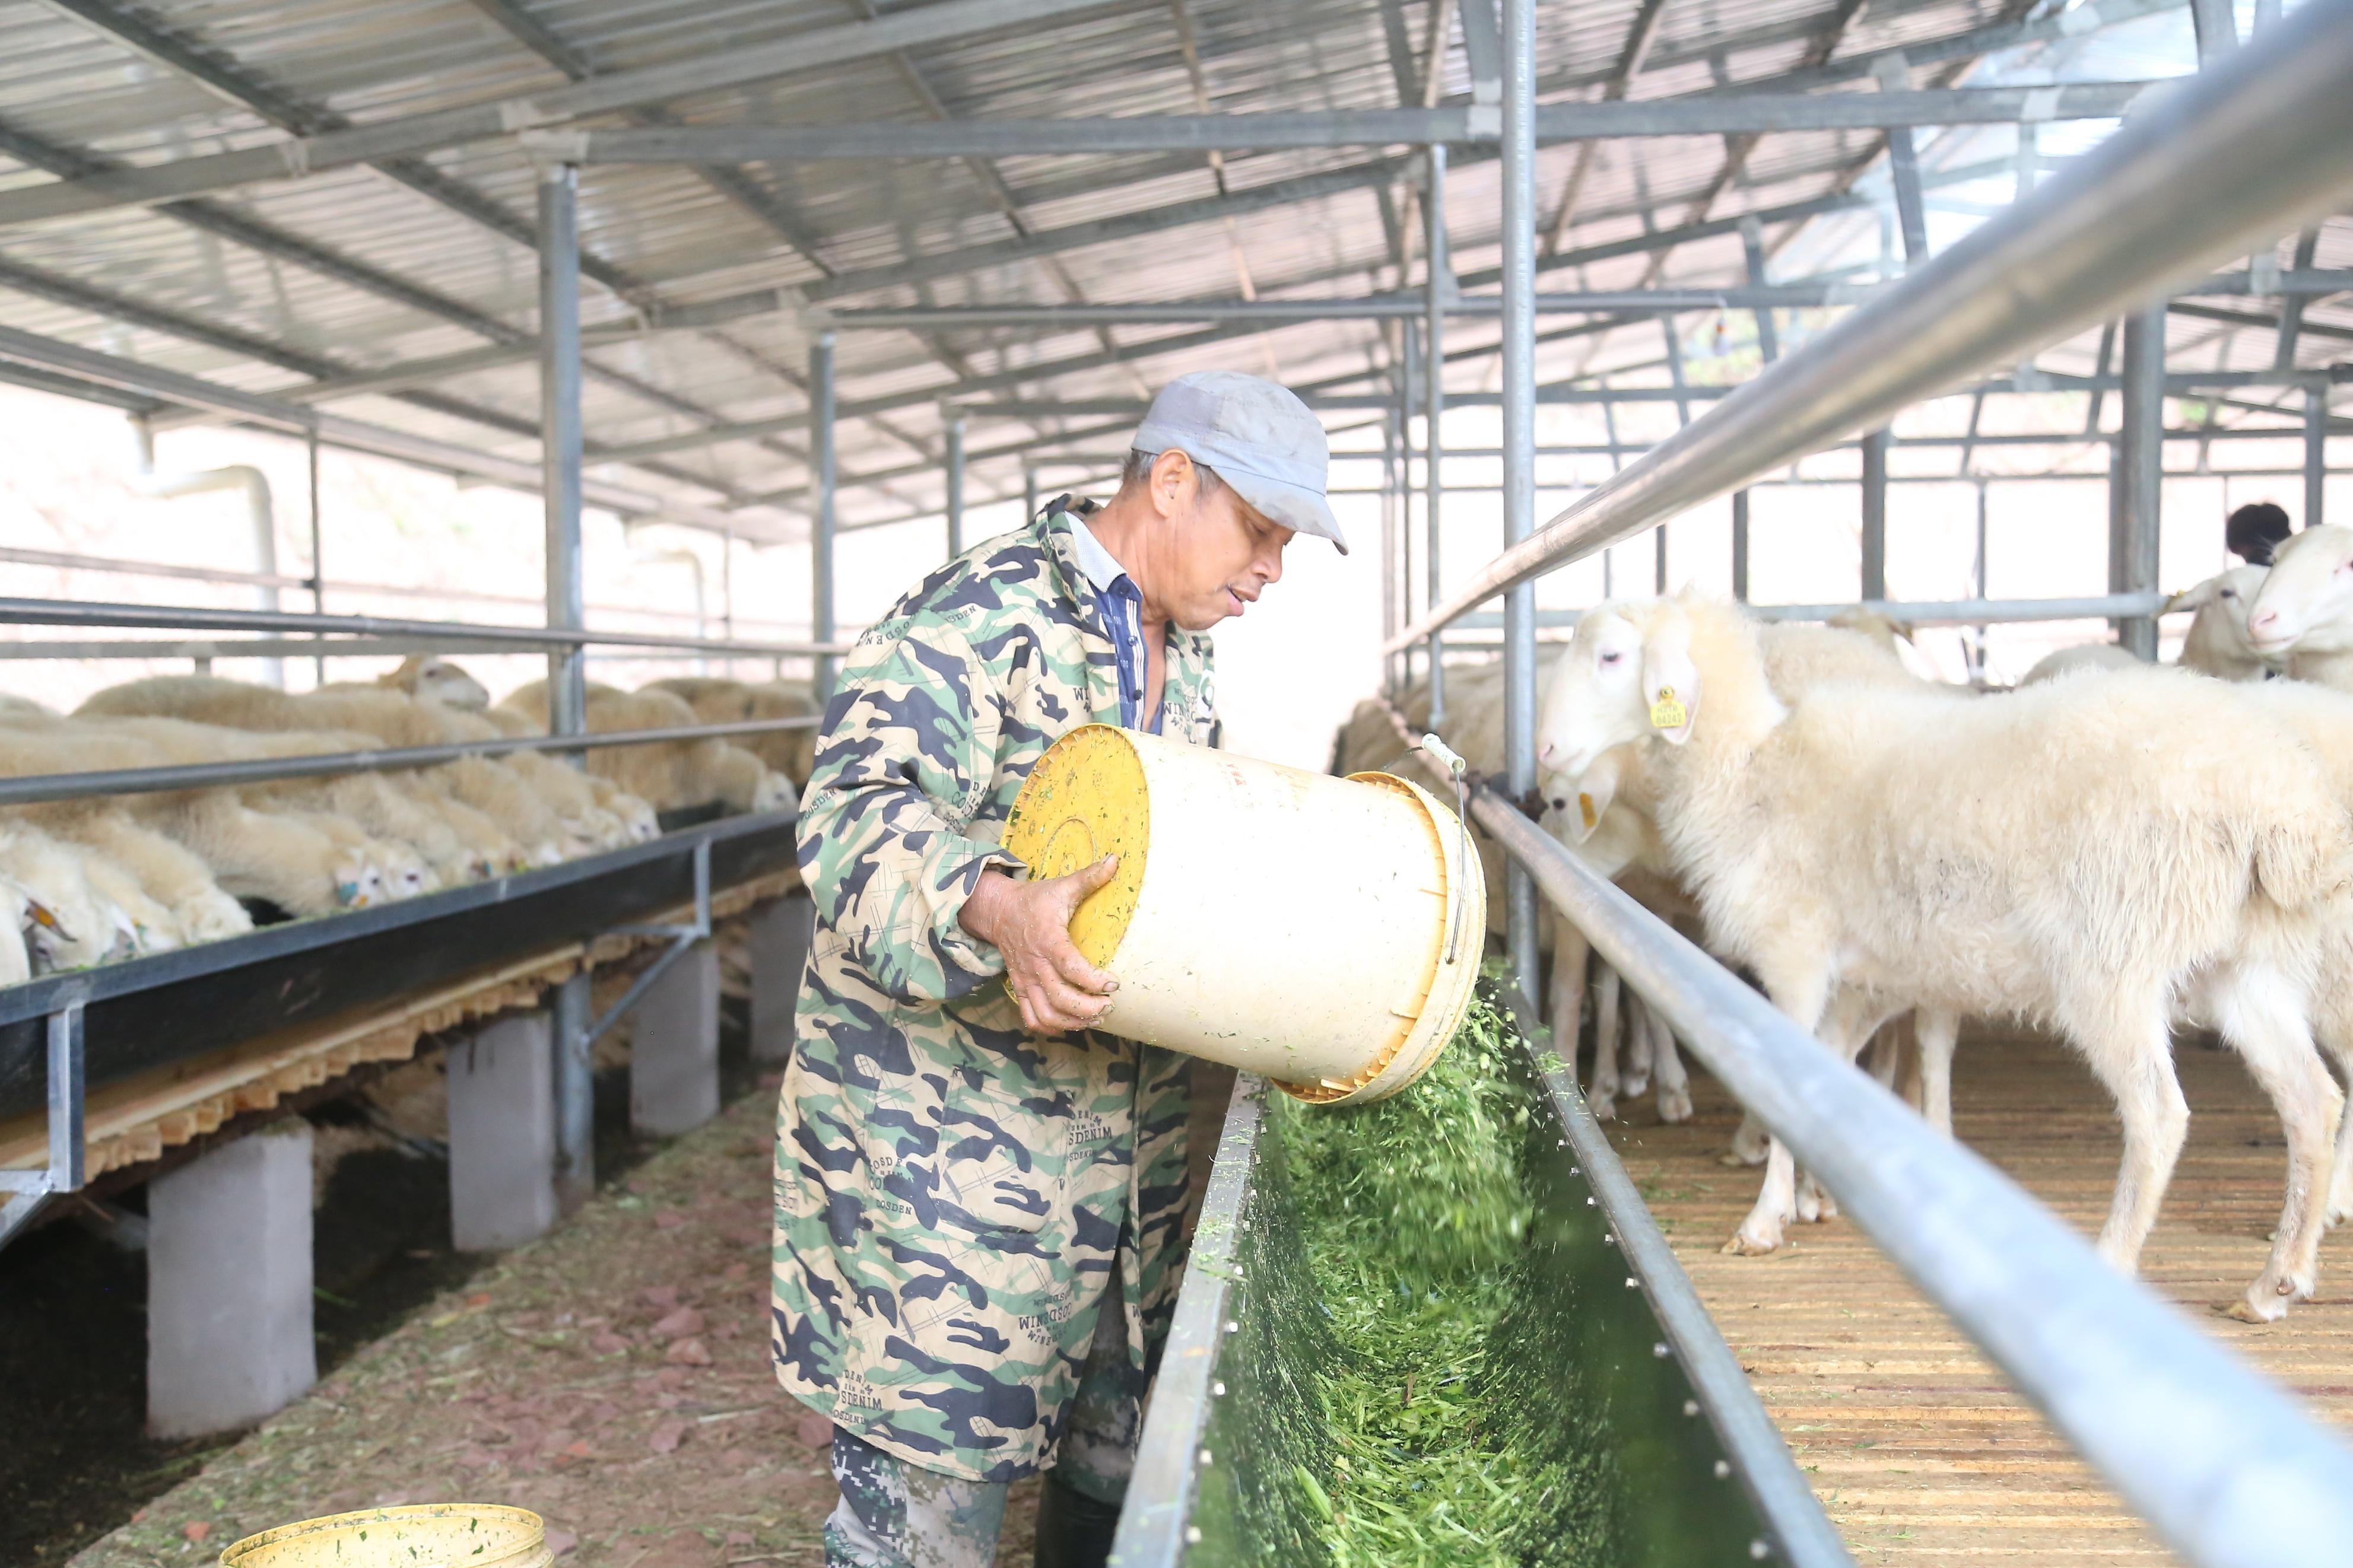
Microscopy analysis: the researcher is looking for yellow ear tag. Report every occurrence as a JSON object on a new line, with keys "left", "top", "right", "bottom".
{"left": 25, "top": 899, "right": 59, "bottom": 931}
{"left": 1577, "top": 793, "right": 1598, "bottom": 831}
{"left": 1649, "top": 686, "right": 1688, "bottom": 731}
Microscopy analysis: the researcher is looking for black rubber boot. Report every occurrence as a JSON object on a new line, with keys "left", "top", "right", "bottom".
{"left": 1031, "top": 1472, "right": 1123, "bottom": 1568}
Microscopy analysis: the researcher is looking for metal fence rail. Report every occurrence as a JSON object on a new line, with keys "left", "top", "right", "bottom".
{"left": 0, "top": 716, "right": 818, "bottom": 806}
{"left": 1386, "top": 0, "right": 2353, "bottom": 656}
{"left": 1471, "top": 793, "right": 2353, "bottom": 1568}
{"left": 0, "top": 595, "right": 849, "bottom": 659}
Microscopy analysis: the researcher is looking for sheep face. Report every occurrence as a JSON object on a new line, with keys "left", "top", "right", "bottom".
{"left": 752, "top": 768, "right": 795, "bottom": 813}
{"left": 331, "top": 850, "right": 387, "bottom": 909}
{"left": 2246, "top": 525, "right": 2353, "bottom": 655}
{"left": 1537, "top": 602, "right": 1699, "bottom": 782}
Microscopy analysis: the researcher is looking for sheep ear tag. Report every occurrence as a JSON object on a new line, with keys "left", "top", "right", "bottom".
{"left": 1649, "top": 686, "right": 1688, "bottom": 732}
{"left": 1577, "top": 793, "right": 1599, "bottom": 832}
{"left": 23, "top": 898, "right": 59, "bottom": 932}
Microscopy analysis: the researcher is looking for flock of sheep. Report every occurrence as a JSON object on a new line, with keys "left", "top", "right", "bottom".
{"left": 0, "top": 656, "right": 812, "bottom": 984}
{"left": 1339, "top": 521, "right": 2353, "bottom": 1324}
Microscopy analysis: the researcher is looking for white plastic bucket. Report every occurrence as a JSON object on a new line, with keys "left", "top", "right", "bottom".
{"left": 1002, "top": 726, "right": 1485, "bottom": 1104}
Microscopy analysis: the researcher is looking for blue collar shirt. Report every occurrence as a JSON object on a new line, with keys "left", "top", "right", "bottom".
{"left": 1065, "top": 508, "right": 1162, "bottom": 734}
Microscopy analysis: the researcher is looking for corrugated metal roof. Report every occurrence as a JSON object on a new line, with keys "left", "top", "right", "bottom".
{"left": 0, "top": 0, "right": 2339, "bottom": 542}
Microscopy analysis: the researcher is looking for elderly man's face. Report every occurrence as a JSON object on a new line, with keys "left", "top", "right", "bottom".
{"left": 1143, "top": 452, "right": 1295, "bottom": 631}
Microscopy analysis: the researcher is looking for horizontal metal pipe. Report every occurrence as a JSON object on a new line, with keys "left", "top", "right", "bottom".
{"left": 1449, "top": 592, "right": 2168, "bottom": 632}
{"left": 823, "top": 270, "right": 2353, "bottom": 330}
{"left": 1386, "top": 2, "right": 2353, "bottom": 656}
{"left": 1469, "top": 793, "right": 2353, "bottom": 1568}
{"left": 0, "top": 325, "right": 755, "bottom": 535}
{"left": 827, "top": 286, "right": 1876, "bottom": 327}
{"left": 0, "top": 545, "right": 802, "bottom": 630}
{"left": 0, "top": 596, "right": 851, "bottom": 657}
{"left": 0, "top": 717, "right": 817, "bottom": 807}
{"left": 568, "top": 84, "right": 2156, "bottom": 163}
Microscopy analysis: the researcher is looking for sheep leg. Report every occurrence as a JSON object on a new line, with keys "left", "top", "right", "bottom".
{"left": 2326, "top": 1042, "right": 2353, "bottom": 1230}
{"left": 1587, "top": 963, "right": 1622, "bottom": 1122}
{"left": 1549, "top": 921, "right": 1589, "bottom": 1057}
{"left": 1723, "top": 1113, "right": 1771, "bottom": 1168}
{"left": 1622, "top": 991, "right": 1654, "bottom": 1099}
{"left": 1729, "top": 972, "right": 1832, "bottom": 1255}
{"left": 2210, "top": 971, "right": 2338, "bottom": 1322}
{"left": 1917, "top": 1009, "right": 1962, "bottom": 1138}
{"left": 1796, "top": 998, "right": 1896, "bottom": 1224}
{"left": 1650, "top": 1007, "right": 1692, "bottom": 1124}
{"left": 2069, "top": 992, "right": 2190, "bottom": 1278}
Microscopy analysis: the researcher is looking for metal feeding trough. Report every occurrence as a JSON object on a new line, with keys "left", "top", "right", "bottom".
{"left": 1110, "top": 992, "right": 1846, "bottom": 1567}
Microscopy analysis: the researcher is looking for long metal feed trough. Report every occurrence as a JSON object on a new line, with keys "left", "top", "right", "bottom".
{"left": 1112, "top": 994, "right": 1847, "bottom": 1568}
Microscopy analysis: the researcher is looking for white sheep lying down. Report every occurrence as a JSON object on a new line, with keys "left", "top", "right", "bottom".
{"left": 1544, "top": 596, "right": 2352, "bottom": 1322}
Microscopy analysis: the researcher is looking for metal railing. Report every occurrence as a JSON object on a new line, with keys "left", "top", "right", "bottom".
{"left": 1471, "top": 797, "right": 2353, "bottom": 1568}
{"left": 1360, "top": 7, "right": 2353, "bottom": 1564}
{"left": 1385, "top": 0, "right": 2353, "bottom": 656}
{"left": 0, "top": 717, "right": 818, "bottom": 807}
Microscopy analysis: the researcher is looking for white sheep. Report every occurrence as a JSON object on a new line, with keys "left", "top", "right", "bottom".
{"left": 22, "top": 805, "right": 252, "bottom": 944}
{"left": 0, "top": 717, "right": 385, "bottom": 919}
{"left": 2245, "top": 524, "right": 2353, "bottom": 688}
{"left": 2169, "top": 564, "right": 2280, "bottom": 682}
{"left": 2017, "top": 642, "right": 2142, "bottom": 686}
{"left": 644, "top": 675, "right": 820, "bottom": 787}
{"left": 0, "top": 819, "right": 141, "bottom": 971}
{"left": 498, "top": 680, "right": 793, "bottom": 815}
{"left": 1545, "top": 596, "right": 2351, "bottom": 1321}
{"left": 77, "top": 677, "right": 583, "bottom": 866}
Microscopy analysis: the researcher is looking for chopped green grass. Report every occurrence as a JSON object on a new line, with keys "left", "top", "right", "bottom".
{"left": 1263, "top": 989, "right": 1617, "bottom": 1567}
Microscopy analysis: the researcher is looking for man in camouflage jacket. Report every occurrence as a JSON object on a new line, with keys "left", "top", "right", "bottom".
{"left": 772, "top": 372, "right": 1347, "bottom": 1568}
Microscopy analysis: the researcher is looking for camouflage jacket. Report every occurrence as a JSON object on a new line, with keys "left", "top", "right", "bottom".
{"left": 771, "top": 505, "right": 1217, "bottom": 1483}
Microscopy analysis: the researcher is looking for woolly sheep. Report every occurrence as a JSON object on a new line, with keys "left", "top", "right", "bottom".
{"left": 644, "top": 675, "right": 819, "bottom": 786}
{"left": 2168, "top": 564, "right": 2279, "bottom": 682}
{"left": 21, "top": 804, "right": 252, "bottom": 944}
{"left": 1545, "top": 596, "right": 2351, "bottom": 1319}
{"left": 0, "top": 717, "right": 385, "bottom": 918}
{"left": 0, "top": 819, "right": 140, "bottom": 971}
{"left": 77, "top": 677, "right": 580, "bottom": 866}
{"left": 2245, "top": 523, "right": 2353, "bottom": 689}
{"left": 498, "top": 680, "right": 793, "bottom": 815}
{"left": 2017, "top": 642, "right": 2142, "bottom": 686}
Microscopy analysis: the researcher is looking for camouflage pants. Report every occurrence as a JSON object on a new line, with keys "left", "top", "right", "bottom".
{"left": 826, "top": 1298, "right": 1143, "bottom": 1567}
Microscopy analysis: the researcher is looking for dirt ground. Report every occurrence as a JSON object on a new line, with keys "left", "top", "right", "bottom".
{"left": 61, "top": 1073, "right": 1039, "bottom": 1568}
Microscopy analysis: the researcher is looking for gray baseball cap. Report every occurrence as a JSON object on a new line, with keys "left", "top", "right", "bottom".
{"left": 1132, "top": 371, "right": 1347, "bottom": 554}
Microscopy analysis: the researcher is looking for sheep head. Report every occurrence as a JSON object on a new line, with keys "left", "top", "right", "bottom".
{"left": 2246, "top": 525, "right": 2353, "bottom": 656}
{"left": 1537, "top": 600, "right": 1703, "bottom": 783}
{"left": 383, "top": 654, "right": 491, "bottom": 712}
{"left": 2167, "top": 564, "right": 2277, "bottom": 671}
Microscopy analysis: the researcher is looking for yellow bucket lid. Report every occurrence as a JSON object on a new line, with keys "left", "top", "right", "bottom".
{"left": 218, "top": 1505, "right": 550, "bottom": 1568}
{"left": 1002, "top": 724, "right": 1151, "bottom": 967}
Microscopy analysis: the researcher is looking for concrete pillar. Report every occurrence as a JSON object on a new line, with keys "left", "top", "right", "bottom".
{"left": 447, "top": 1013, "right": 558, "bottom": 1251}
{"left": 631, "top": 940, "right": 720, "bottom": 1136}
{"left": 749, "top": 895, "right": 815, "bottom": 1067}
{"left": 146, "top": 1120, "right": 316, "bottom": 1437}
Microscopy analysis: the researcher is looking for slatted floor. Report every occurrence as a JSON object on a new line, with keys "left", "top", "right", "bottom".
{"left": 1606, "top": 1030, "right": 2353, "bottom": 1564}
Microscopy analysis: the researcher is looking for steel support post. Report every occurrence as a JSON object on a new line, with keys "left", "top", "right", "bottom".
{"left": 1500, "top": 0, "right": 1539, "bottom": 1008}
{"left": 306, "top": 431, "right": 325, "bottom": 687}
{"left": 538, "top": 162, "right": 587, "bottom": 742}
{"left": 1023, "top": 466, "right": 1039, "bottom": 524}
{"left": 1860, "top": 430, "right": 1889, "bottom": 600}
{"left": 2114, "top": 304, "right": 2165, "bottom": 659}
{"left": 945, "top": 415, "right": 966, "bottom": 559}
{"left": 2307, "top": 385, "right": 2328, "bottom": 530}
{"left": 1731, "top": 488, "right": 1750, "bottom": 603}
{"left": 812, "top": 330, "right": 838, "bottom": 695}
{"left": 1425, "top": 144, "right": 1450, "bottom": 729}
{"left": 1381, "top": 399, "right": 1400, "bottom": 692}
{"left": 538, "top": 161, "right": 595, "bottom": 1213}
{"left": 1396, "top": 323, "right": 1418, "bottom": 692}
